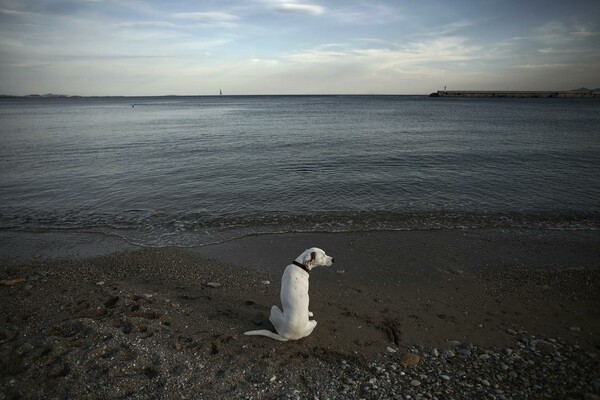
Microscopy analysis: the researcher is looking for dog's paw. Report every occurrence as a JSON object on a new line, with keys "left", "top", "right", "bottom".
{"left": 308, "top": 311, "right": 314, "bottom": 318}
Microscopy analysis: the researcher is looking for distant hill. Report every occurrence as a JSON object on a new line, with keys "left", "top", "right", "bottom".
{"left": 571, "top": 87, "right": 600, "bottom": 92}
{"left": 0, "top": 93, "right": 74, "bottom": 98}
{"left": 27, "top": 93, "right": 70, "bottom": 98}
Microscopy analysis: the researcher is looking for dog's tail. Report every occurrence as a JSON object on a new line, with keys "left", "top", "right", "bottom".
{"left": 244, "top": 330, "right": 289, "bottom": 342}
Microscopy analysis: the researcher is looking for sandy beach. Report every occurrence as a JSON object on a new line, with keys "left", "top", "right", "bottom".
{"left": 1, "top": 229, "right": 599, "bottom": 399}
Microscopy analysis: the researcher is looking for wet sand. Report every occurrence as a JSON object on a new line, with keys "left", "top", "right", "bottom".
{"left": 1, "top": 229, "right": 599, "bottom": 399}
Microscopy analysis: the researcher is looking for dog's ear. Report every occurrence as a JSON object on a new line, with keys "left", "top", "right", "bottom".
{"left": 308, "top": 251, "right": 316, "bottom": 265}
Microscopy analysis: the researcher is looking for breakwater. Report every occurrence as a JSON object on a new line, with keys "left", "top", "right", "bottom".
{"left": 430, "top": 90, "right": 600, "bottom": 98}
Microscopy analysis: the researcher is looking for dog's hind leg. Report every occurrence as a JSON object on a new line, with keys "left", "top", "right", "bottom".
{"left": 300, "top": 319, "right": 317, "bottom": 338}
{"left": 269, "top": 305, "right": 285, "bottom": 332}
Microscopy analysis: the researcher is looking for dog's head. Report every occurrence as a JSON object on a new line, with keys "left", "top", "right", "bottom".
{"left": 298, "top": 247, "right": 334, "bottom": 270}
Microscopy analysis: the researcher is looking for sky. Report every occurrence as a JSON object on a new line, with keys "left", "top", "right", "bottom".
{"left": 0, "top": 0, "right": 599, "bottom": 96}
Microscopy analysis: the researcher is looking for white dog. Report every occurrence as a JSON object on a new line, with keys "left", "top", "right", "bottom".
{"left": 244, "top": 247, "right": 334, "bottom": 341}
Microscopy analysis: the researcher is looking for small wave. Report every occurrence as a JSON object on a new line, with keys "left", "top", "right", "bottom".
{"left": 1, "top": 209, "right": 598, "bottom": 248}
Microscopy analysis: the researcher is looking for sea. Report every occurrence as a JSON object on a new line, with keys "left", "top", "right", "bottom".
{"left": 1, "top": 95, "right": 599, "bottom": 247}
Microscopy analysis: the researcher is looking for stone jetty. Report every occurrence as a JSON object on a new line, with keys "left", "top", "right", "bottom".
{"left": 430, "top": 90, "right": 600, "bottom": 98}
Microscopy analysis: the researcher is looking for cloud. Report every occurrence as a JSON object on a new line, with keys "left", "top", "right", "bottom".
{"left": 420, "top": 20, "right": 474, "bottom": 37}
{"left": 273, "top": 34, "right": 489, "bottom": 93}
{"left": 172, "top": 11, "right": 239, "bottom": 22}
{"left": 324, "top": 3, "right": 399, "bottom": 25}
{"left": 355, "top": 38, "right": 390, "bottom": 44}
{"left": 272, "top": 3, "right": 324, "bottom": 16}
{"left": 171, "top": 11, "right": 240, "bottom": 28}
{"left": 116, "top": 21, "right": 175, "bottom": 29}
{"left": 538, "top": 48, "right": 554, "bottom": 54}
{"left": 529, "top": 20, "right": 600, "bottom": 46}
{"left": 516, "top": 63, "right": 575, "bottom": 70}
{"left": 287, "top": 36, "right": 481, "bottom": 67}
{"left": 569, "top": 31, "right": 600, "bottom": 38}
{"left": 55, "top": 54, "right": 174, "bottom": 61}
{"left": 0, "top": 8, "right": 39, "bottom": 18}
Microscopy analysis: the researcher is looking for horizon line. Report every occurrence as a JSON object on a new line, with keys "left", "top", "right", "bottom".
{"left": 1, "top": 93, "right": 433, "bottom": 98}
{"left": 4, "top": 89, "right": 599, "bottom": 98}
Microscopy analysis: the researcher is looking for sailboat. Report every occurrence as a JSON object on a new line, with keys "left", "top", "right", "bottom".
{"left": 219, "top": 89, "right": 222, "bottom": 99}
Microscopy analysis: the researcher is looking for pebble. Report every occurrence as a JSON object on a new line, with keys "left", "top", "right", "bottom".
{"left": 442, "top": 350, "right": 455, "bottom": 358}
{"left": 478, "top": 353, "right": 490, "bottom": 360}
{"left": 400, "top": 353, "right": 420, "bottom": 366}
{"left": 410, "top": 380, "right": 421, "bottom": 387}
{"left": 103, "top": 296, "right": 119, "bottom": 308}
{"left": 121, "top": 322, "right": 133, "bottom": 334}
{"left": 535, "top": 340, "right": 556, "bottom": 354}
{"left": 440, "top": 375, "right": 450, "bottom": 381}
{"left": 1, "top": 278, "right": 27, "bottom": 286}
{"left": 78, "top": 307, "right": 107, "bottom": 319}
{"left": 386, "top": 346, "right": 397, "bottom": 353}
{"left": 206, "top": 282, "right": 221, "bottom": 288}
{"left": 569, "top": 326, "right": 581, "bottom": 332}
{"left": 506, "top": 329, "right": 517, "bottom": 335}
{"left": 48, "top": 362, "right": 70, "bottom": 378}
{"left": 457, "top": 348, "right": 472, "bottom": 357}
{"left": 260, "top": 280, "right": 270, "bottom": 285}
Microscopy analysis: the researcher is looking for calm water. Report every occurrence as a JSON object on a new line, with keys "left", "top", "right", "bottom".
{"left": 1, "top": 95, "right": 599, "bottom": 246}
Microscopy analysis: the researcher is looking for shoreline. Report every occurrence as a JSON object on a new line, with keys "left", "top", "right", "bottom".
{"left": 2, "top": 226, "right": 598, "bottom": 263}
{"left": 1, "top": 228, "right": 599, "bottom": 398}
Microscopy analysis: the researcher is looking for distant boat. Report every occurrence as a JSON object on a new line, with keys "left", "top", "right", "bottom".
{"left": 219, "top": 89, "right": 222, "bottom": 99}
